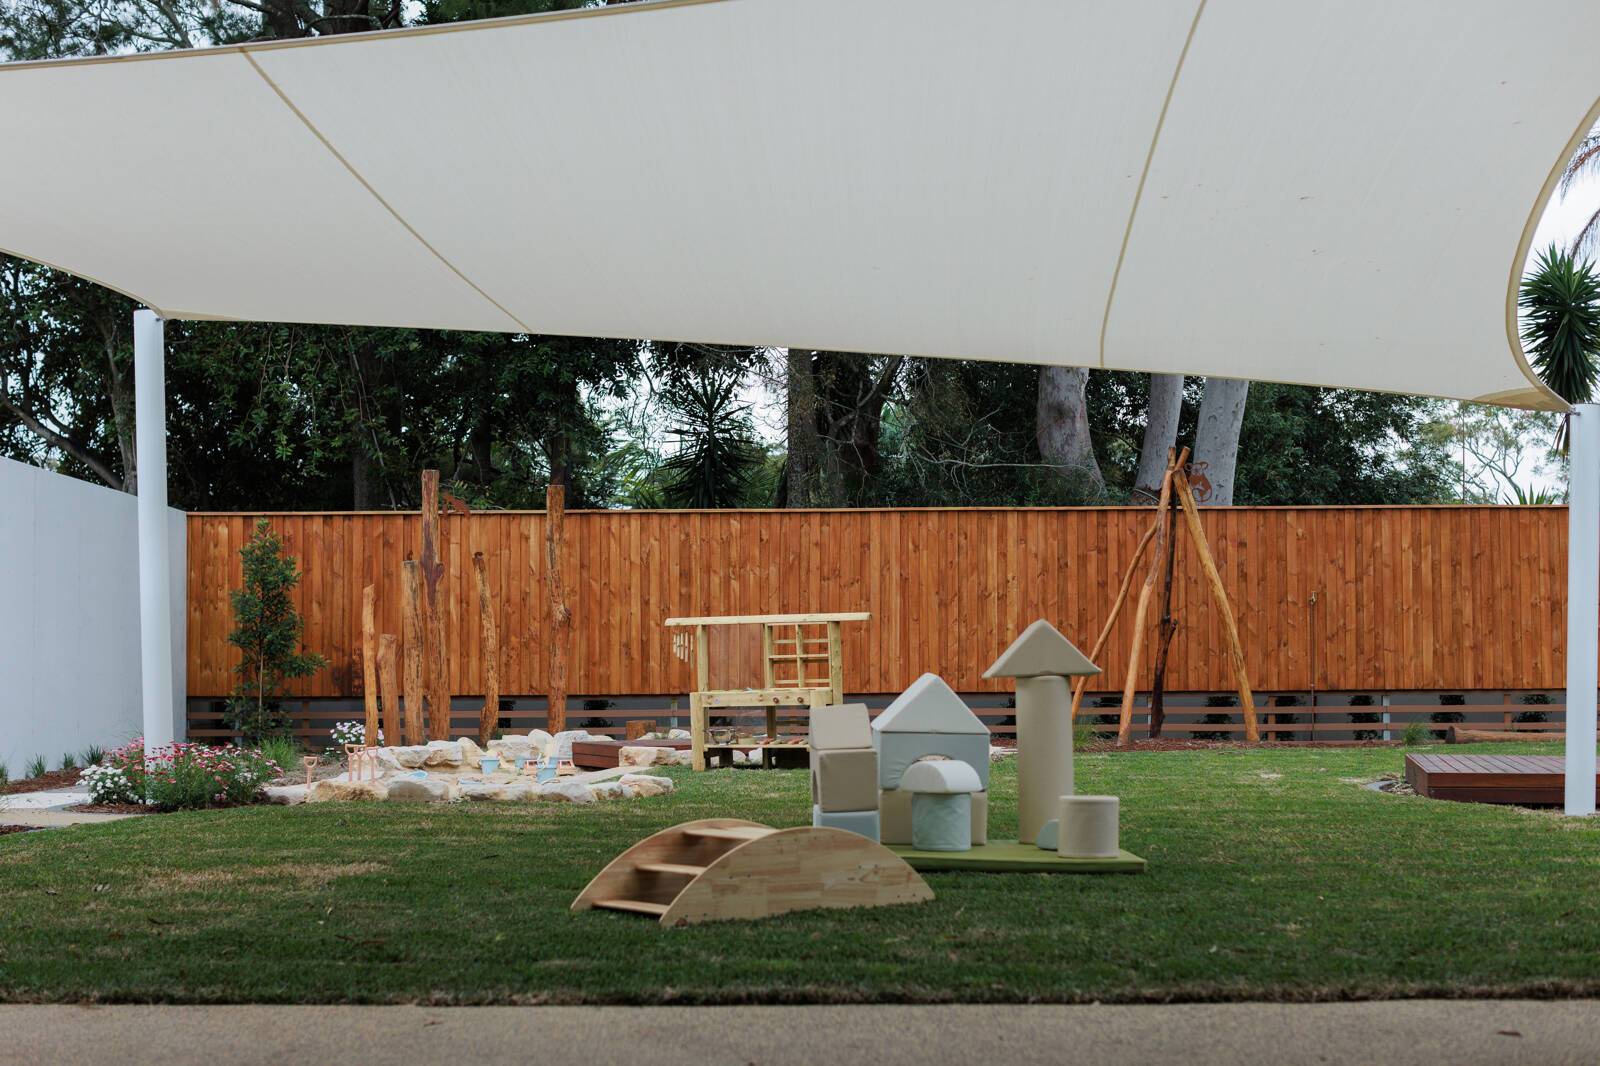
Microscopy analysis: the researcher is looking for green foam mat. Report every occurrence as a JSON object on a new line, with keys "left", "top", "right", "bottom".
{"left": 889, "top": 839, "right": 1145, "bottom": 873}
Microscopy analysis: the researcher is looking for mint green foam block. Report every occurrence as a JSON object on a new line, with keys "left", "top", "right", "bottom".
{"left": 888, "top": 839, "right": 1145, "bottom": 874}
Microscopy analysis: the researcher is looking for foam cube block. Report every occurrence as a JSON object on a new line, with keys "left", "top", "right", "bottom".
{"left": 810, "top": 748, "right": 879, "bottom": 812}
{"left": 812, "top": 804, "right": 880, "bottom": 842}
{"left": 810, "top": 703, "right": 873, "bottom": 751}
{"left": 879, "top": 787, "right": 913, "bottom": 844}
{"left": 874, "top": 732, "right": 992, "bottom": 791}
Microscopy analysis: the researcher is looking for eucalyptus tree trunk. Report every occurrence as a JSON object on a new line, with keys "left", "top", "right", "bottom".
{"left": 1193, "top": 376, "right": 1250, "bottom": 505}
{"left": 1133, "top": 373, "right": 1184, "bottom": 502}
{"left": 783, "top": 347, "right": 822, "bottom": 506}
{"left": 1036, "top": 365, "right": 1104, "bottom": 497}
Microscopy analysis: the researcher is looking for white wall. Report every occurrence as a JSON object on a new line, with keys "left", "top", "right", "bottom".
{"left": 0, "top": 458, "right": 185, "bottom": 779}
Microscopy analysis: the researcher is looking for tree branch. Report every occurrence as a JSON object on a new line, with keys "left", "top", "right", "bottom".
{"left": 0, "top": 393, "right": 125, "bottom": 490}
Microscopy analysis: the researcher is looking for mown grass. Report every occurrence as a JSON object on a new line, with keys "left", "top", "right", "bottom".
{"left": 1, "top": 743, "right": 1598, "bottom": 1005}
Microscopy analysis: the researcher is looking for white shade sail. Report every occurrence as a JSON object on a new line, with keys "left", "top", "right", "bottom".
{"left": 3, "top": 0, "right": 1598, "bottom": 410}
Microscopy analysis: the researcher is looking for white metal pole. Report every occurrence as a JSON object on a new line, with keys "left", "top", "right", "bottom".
{"left": 135, "top": 309, "right": 175, "bottom": 750}
{"left": 1565, "top": 403, "right": 1599, "bottom": 816}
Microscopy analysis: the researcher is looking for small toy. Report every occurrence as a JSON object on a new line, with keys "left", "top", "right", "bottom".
{"left": 302, "top": 755, "right": 319, "bottom": 787}
{"left": 344, "top": 743, "right": 379, "bottom": 783}
{"left": 810, "top": 704, "right": 880, "bottom": 841}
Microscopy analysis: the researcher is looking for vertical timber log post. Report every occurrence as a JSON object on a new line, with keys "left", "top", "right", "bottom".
{"left": 1174, "top": 471, "right": 1259, "bottom": 742}
{"left": 401, "top": 560, "right": 426, "bottom": 745}
{"left": 361, "top": 584, "right": 379, "bottom": 743}
{"left": 1148, "top": 448, "right": 1188, "bottom": 738}
{"left": 473, "top": 551, "right": 500, "bottom": 746}
{"left": 420, "top": 470, "right": 450, "bottom": 741}
{"left": 1118, "top": 463, "right": 1175, "bottom": 746}
{"left": 545, "top": 484, "right": 570, "bottom": 736}
{"left": 1071, "top": 516, "right": 1160, "bottom": 721}
{"left": 377, "top": 634, "right": 400, "bottom": 746}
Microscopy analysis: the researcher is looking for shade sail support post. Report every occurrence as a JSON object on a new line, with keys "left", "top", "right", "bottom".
{"left": 1566, "top": 403, "right": 1599, "bottom": 816}
{"left": 135, "top": 308, "right": 176, "bottom": 750}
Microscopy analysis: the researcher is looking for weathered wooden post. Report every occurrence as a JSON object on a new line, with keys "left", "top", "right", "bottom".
{"left": 473, "top": 551, "right": 500, "bottom": 745}
{"left": 420, "top": 470, "right": 450, "bottom": 740}
{"left": 401, "top": 560, "right": 426, "bottom": 745}
{"left": 377, "top": 633, "right": 400, "bottom": 746}
{"left": 544, "top": 484, "right": 570, "bottom": 736}
{"left": 361, "top": 584, "right": 379, "bottom": 743}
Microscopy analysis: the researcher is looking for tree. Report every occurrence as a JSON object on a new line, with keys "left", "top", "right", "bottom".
{"left": 1132, "top": 373, "right": 1183, "bottom": 501}
{"left": 1036, "top": 366, "right": 1105, "bottom": 498}
{"left": 1193, "top": 377, "right": 1250, "bottom": 505}
{"left": 1519, "top": 244, "right": 1600, "bottom": 409}
{"left": 658, "top": 368, "right": 767, "bottom": 508}
{"left": 780, "top": 350, "right": 903, "bottom": 506}
{"left": 227, "top": 519, "right": 326, "bottom": 742}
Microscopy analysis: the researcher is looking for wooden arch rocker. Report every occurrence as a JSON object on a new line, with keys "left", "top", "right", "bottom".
{"left": 572, "top": 819, "right": 933, "bottom": 926}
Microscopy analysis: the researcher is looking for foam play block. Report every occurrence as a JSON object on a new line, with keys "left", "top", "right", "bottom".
{"left": 809, "top": 704, "right": 873, "bottom": 751}
{"left": 811, "top": 748, "right": 879, "bottom": 812}
{"left": 880, "top": 787, "right": 913, "bottom": 844}
{"left": 911, "top": 792, "right": 972, "bottom": 851}
{"left": 875, "top": 732, "right": 991, "bottom": 791}
{"left": 881, "top": 787, "right": 986, "bottom": 845}
{"left": 812, "top": 805, "right": 880, "bottom": 842}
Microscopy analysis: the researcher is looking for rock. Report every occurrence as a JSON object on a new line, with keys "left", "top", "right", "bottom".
{"left": 383, "top": 745, "right": 430, "bottom": 769}
{"left": 263, "top": 783, "right": 310, "bottom": 805}
{"left": 546, "top": 730, "right": 597, "bottom": 762}
{"left": 589, "top": 781, "right": 629, "bottom": 801}
{"left": 385, "top": 775, "right": 457, "bottom": 802}
{"left": 672, "top": 750, "right": 695, "bottom": 767}
{"left": 308, "top": 778, "right": 387, "bottom": 802}
{"left": 422, "top": 740, "right": 462, "bottom": 768}
{"left": 618, "top": 774, "right": 675, "bottom": 798}
{"left": 538, "top": 779, "right": 596, "bottom": 804}
{"left": 989, "top": 745, "right": 1017, "bottom": 762}
{"left": 667, "top": 728, "right": 691, "bottom": 740}
{"left": 732, "top": 749, "right": 752, "bottom": 765}
{"left": 487, "top": 735, "right": 536, "bottom": 763}
{"left": 619, "top": 745, "right": 678, "bottom": 768}
{"left": 527, "top": 729, "right": 553, "bottom": 755}
{"left": 456, "top": 736, "right": 485, "bottom": 769}
{"left": 460, "top": 779, "right": 535, "bottom": 803}
{"left": 1035, "top": 818, "right": 1060, "bottom": 851}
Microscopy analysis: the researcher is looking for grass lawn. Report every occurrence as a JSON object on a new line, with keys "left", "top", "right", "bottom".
{"left": 2, "top": 743, "right": 1599, "bottom": 1005}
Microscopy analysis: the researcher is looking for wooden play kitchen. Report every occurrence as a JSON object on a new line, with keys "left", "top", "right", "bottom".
{"left": 664, "top": 612, "right": 868, "bottom": 771}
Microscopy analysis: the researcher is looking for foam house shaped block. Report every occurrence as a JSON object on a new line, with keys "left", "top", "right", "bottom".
{"left": 872, "top": 674, "right": 990, "bottom": 846}
{"left": 901, "top": 759, "right": 983, "bottom": 851}
{"left": 810, "top": 703, "right": 881, "bottom": 841}
{"left": 984, "top": 619, "right": 1100, "bottom": 846}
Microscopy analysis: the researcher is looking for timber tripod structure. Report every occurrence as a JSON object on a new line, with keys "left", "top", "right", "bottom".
{"left": 571, "top": 819, "right": 933, "bottom": 926}
{"left": 1069, "top": 448, "right": 1260, "bottom": 745}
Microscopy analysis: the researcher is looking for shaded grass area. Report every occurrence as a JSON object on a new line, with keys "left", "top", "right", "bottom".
{"left": 2, "top": 744, "right": 1598, "bottom": 1005}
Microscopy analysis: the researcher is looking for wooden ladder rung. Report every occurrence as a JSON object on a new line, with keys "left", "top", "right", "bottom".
{"left": 593, "top": 898, "right": 670, "bottom": 916}
{"left": 637, "top": 862, "right": 708, "bottom": 876}
{"left": 769, "top": 653, "right": 831, "bottom": 662}
{"left": 683, "top": 826, "right": 777, "bottom": 842}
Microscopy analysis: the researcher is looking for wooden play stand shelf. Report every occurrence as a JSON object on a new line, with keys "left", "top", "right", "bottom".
{"left": 572, "top": 818, "right": 932, "bottom": 926}
{"left": 665, "top": 612, "right": 869, "bottom": 771}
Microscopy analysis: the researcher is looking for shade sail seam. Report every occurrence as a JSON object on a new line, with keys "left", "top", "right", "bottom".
{"left": 239, "top": 50, "right": 533, "bottom": 333}
{"left": 1097, "top": 0, "right": 1207, "bottom": 371}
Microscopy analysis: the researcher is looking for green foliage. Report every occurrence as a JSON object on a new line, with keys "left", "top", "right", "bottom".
{"left": 25, "top": 755, "right": 47, "bottom": 779}
{"left": 226, "top": 519, "right": 325, "bottom": 743}
{"left": 1402, "top": 719, "right": 1429, "bottom": 747}
{"left": 256, "top": 735, "right": 301, "bottom": 777}
{"left": 144, "top": 743, "right": 282, "bottom": 811}
{"left": 58, "top": 753, "right": 76, "bottom": 772}
{"left": 658, "top": 370, "right": 767, "bottom": 508}
{"left": 1072, "top": 717, "right": 1100, "bottom": 751}
{"left": 1520, "top": 244, "right": 1600, "bottom": 406}
{"left": 80, "top": 745, "right": 104, "bottom": 767}
{"left": 0, "top": 763, "right": 8, "bottom": 788}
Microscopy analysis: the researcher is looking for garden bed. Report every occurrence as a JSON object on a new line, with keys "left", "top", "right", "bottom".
{"left": 1, "top": 768, "right": 84, "bottom": 795}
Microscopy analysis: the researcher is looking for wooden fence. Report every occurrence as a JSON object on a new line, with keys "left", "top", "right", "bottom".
{"left": 186, "top": 505, "right": 1569, "bottom": 702}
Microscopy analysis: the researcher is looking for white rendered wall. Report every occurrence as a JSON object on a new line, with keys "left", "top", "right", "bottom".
{"left": 0, "top": 457, "right": 185, "bottom": 779}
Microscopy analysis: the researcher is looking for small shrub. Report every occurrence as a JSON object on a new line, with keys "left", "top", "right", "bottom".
{"left": 60, "top": 753, "right": 77, "bottom": 771}
{"left": 1516, "top": 692, "right": 1552, "bottom": 724}
{"left": 0, "top": 764, "right": 9, "bottom": 788}
{"left": 227, "top": 518, "right": 326, "bottom": 744}
{"left": 80, "top": 745, "right": 105, "bottom": 766}
{"left": 257, "top": 735, "right": 302, "bottom": 776}
{"left": 144, "top": 743, "right": 282, "bottom": 811}
{"left": 25, "top": 755, "right": 47, "bottom": 779}
{"left": 1402, "top": 719, "right": 1429, "bottom": 747}
{"left": 327, "top": 721, "right": 381, "bottom": 755}
{"left": 1073, "top": 717, "right": 1099, "bottom": 751}
{"left": 81, "top": 754, "right": 142, "bottom": 805}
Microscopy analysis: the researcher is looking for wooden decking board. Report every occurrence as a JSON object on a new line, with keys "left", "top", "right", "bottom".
{"left": 1405, "top": 753, "right": 1598, "bottom": 805}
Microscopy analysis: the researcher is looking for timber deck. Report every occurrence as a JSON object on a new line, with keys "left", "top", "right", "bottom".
{"left": 1404, "top": 754, "right": 1600, "bottom": 805}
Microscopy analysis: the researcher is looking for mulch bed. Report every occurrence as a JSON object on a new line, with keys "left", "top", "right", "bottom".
{"left": 1, "top": 768, "right": 83, "bottom": 795}
{"left": 63, "top": 803, "right": 150, "bottom": 815}
{"left": 0, "top": 825, "right": 41, "bottom": 836}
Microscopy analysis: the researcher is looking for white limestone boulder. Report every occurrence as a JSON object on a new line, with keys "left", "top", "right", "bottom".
{"left": 619, "top": 745, "right": 677, "bottom": 768}
{"left": 538, "top": 779, "right": 596, "bottom": 804}
{"left": 309, "top": 778, "right": 387, "bottom": 802}
{"left": 422, "top": 740, "right": 463, "bottom": 769}
{"left": 590, "top": 781, "right": 629, "bottom": 801}
{"left": 264, "top": 783, "right": 310, "bottom": 805}
{"left": 618, "top": 774, "right": 675, "bottom": 798}
{"left": 667, "top": 728, "right": 691, "bottom": 740}
{"left": 383, "top": 745, "right": 431, "bottom": 769}
{"left": 385, "top": 775, "right": 457, "bottom": 802}
{"left": 487, "top": 735, "right": 536, "bottom": 763}
{"left": 460, "top": 779, "right": 535, "bottom": 803}
{"left": 546, "top": 729, "right": 599, "bottom": 761}
{"left": 456, "top": 736, "right": 486, "bottom": 769}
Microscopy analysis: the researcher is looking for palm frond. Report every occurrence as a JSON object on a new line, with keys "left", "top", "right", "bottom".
{"left": 1557, "top": 133, "right": 1600, "bottom": 200}
{"left": 1519, "top": 244, "right": 1600, "bottom": 410}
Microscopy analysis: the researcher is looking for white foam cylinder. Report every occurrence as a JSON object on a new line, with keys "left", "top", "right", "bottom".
{"left": 134, "top": 309, "right": 175, "bottom": 750}
{"left": 1015, "top": 675, "right": 1073, "bottom": 844}
{"left": 1059, "top": 795, "right": 1118, "bottom": 858}
{"left": 1566, "top": 403, "right": 1599, "bottom": 817}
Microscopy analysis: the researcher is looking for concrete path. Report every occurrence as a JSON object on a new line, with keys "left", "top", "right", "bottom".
{"left": 0, "top": 809, "right": 142, "bottom": 828}
{"left": 3, "top": 1000, "right": 1597, "bottom": 1065}
{"left": 0, "top": 789, "right": 89, "bottom": 810}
